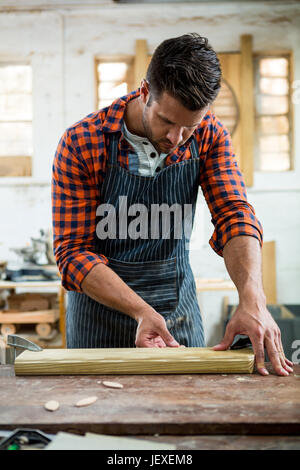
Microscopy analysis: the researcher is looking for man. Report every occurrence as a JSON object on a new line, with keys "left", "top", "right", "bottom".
{"left": 52, "top": 33, "right": 293, "bottom": 376}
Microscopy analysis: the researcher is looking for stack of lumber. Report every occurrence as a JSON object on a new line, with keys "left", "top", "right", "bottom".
{"left": 7, "top": 292, "right": 58, "bottom": 311}
{"left": 0, "top": 292, "right": 59, "bottom": 337}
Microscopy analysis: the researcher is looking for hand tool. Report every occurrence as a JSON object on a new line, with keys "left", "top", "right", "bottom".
{"left": 230, "top": 335, "right": 252, "bottom": 350}
{"left": 0, "top": 334, "right": 42, "bottom": 365}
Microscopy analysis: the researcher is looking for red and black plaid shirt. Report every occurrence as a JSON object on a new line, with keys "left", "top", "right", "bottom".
{"left": 52, "top": 89, "right": 263, "bottom": 291}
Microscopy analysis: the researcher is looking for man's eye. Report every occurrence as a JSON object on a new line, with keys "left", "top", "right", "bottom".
{"left": 159, "top": 116, "right": 171, "bottom": 124}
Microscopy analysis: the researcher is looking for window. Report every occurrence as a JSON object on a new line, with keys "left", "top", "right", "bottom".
{"left": 96, "top": 58, "right": 134, "bottom": 109}
{"left": 0, "top": 63, "right": 33, "bottom": 177}
{"left": 254, "top": 55, "right": 292, "bottom": 172}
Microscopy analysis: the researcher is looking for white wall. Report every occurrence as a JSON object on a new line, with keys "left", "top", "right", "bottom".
{"left": 0, "top": 1, "right": 300, "bottom": 345}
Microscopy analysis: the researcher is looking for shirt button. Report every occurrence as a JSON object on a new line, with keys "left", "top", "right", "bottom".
{"left": 150, "top": 152, "right": 157, "bottom": 158}
{"left": 155, "top": 166, "right": 161, "bottom": 173}
{"left": 143, "top": 142, "right": 148, "bottom": 145}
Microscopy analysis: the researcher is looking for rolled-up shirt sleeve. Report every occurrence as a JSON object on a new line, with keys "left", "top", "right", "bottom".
{"left": 199, "top": 118, "right": 263, "bottom": 256}
{"left": 52, "top": 130, "right": 108, "bottom": 291}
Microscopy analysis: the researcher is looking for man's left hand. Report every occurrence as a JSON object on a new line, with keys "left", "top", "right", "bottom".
{"left": 213, "top": 303, "right": 294, "bottom": 376}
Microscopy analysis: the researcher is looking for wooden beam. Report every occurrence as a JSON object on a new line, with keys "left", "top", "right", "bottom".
{"left": 240, "top": 35, "right": 254, "bottom": 187}
{"left": 262, "top": 241, "right": 277, "bottom": 304}
{"left": 134, "top": 39, "right": 148, "bottom": 89}
{"left": 15, "top": 347, "right": 255, "bottom": 375}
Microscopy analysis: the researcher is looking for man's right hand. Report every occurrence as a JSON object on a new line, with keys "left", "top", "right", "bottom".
{"left": 135, "top": 309, "right": 180, "bottom": 348}
{"left": 82, "top": 263, "right": 180, "bottom": 348}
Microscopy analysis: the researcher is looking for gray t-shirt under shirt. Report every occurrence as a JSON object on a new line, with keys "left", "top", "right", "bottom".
{"left": 122, "top": 121, "right": 168, "bottom": 177}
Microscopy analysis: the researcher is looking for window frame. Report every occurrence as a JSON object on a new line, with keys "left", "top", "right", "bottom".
{"left": 253, "top": 50, "right": 294, "bottom": 173}
{"left": 0, "top": 60, "right": 33, "bottom": 178}
{"left": 94, "top": 55, "right": 135, "bottom": 111}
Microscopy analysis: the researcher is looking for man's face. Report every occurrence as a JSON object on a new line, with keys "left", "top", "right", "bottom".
{"left": 141, "top": 88, "right": 208, "bottom": 154}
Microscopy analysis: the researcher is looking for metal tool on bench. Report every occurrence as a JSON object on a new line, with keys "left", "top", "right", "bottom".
{"left": 0, "top": 334, "right": 42, "bottom": 365}
{"left": 230, "top": 335, "right": 252, "bottom": 350}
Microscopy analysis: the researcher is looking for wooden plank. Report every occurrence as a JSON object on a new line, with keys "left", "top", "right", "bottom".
{"left": 0, "top": 156, "right": 31, "bottom": 177}
{"left": 0, "top": 309, "right": 58, "bottom": 324}
{"left": 14, "top": 347, "right": 254, "bottom": 375}
{"left": 1, "top": 364, "right": 299, "bottom": 435}
{"left": 240, "top": 35, "right": 254, "bottom": 187}
{"left": 134, "top": 39, "right": 148, "bottom": 89}
{"left": 262, "top": 240, "right": 277, "bottom": 304}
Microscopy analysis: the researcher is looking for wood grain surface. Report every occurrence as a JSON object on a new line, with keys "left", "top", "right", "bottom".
{"left": 14, "top": 347, "right": 255, "bottom": 375}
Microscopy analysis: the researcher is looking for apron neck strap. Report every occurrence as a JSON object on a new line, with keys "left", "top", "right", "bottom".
{"left": 190, "top": 136, "right": 199, "bottom": 159}
{"left": 108, "top": 132, "right": 120, "bottom": 165}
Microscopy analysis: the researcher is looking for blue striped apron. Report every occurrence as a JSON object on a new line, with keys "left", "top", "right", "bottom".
{"left": 66, "top": 133, "right": 205, "bottom": 348}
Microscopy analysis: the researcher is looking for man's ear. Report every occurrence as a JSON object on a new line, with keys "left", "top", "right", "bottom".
{"left": 140, "top": 79, "right": 150, "bottom": 105}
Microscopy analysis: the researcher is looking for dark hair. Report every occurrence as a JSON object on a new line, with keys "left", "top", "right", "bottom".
{"left": 146, "top": 33, "right": 221, "bottom": 111}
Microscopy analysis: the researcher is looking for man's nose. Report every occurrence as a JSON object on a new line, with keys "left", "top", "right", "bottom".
{"left": 166, "top": 127, "right": 183, "bottom": 146}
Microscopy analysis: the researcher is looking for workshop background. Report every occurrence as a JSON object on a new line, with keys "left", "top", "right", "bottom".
{"left": 0, "top": 0, "right": 299, "bottom": 350}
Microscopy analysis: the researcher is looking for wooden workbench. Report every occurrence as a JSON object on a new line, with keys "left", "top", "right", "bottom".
{"left": 0, "top": 364, "right": 299, "bottom": 450}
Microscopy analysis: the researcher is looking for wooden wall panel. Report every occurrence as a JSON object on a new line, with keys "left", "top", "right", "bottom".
{"left": 217, "top": 53, "right": 242, "bottom": 168}
{"left": 262, "top": 240, "right": 277, "bottom": 304}
{"left": 240, "top": 35, "right": 254, "bottom": 187}
{"left": 134, "top": 39, "right": 149, "bottom": 89}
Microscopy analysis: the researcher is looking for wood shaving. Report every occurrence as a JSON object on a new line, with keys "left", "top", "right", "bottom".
{"left": 75, "top": 396, "right": 98, "bottom": 407}
{"left": 103, "top": 381, "right": 123, "bottom": 389}
{"left": 44, "top": 400, "right": 60, "bottom": 411}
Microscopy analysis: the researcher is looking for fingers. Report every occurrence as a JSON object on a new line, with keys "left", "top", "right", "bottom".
{"left": 261, "top": 329, "right": 293, "bottom": 376}
{"left": 135, "top": 312, "right": 180, "bottom": 348}
{"left": 250, "top": 332, "right": 269, "bottom": 376}
{"left": 285, "top": 357, "right": 294, "bottom": 367}
{"left": 264, "top": 341, "right": 288, "bottom": 376}
{"left": 153, "top": 318, "right": 180, "bottom": 347}
{"left": 152, "top": 337, "right": 167, "bottom": 348}
{"left": 212, "top": 325, "right": 236, "bottom": 351}
{"left": 275, "top": 331, "right": 293, "bottom": 373}
{"left": 137, "top": 334, "right": 179, "bottom": 348}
